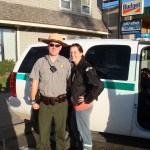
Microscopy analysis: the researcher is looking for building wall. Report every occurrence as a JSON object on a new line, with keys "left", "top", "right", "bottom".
{"left": 0, "top": 0, "right": 108, "bottom": 60}
{"left": 142, "top": 22, "right": 149, "bottom": 33}
{"left": 0, "top": 0, "right": 40, "bottom": 7}
{"left": 102, "top": 6, "right": 119, "bottom": 38}
{"left": 18, "top": 27, "right": 98, "bottom": 56}
{"left": 0, "top": 0, "right": 102, "bottom": 20}
{"left": 102, "top": 6, "right": 134, "bottom": 39}
{"left": 91, "top": 0, "right": 102, "bottom": 19}
{"left": 18, "top": 30, "right": 49, "bottom": 55}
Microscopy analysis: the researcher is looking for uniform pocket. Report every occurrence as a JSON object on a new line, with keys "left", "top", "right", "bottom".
{"left": 57, "top": 68, "right": 68, "bottom": 81}
{"left": 40, "top": 67, "right": 50, "bottom": 81}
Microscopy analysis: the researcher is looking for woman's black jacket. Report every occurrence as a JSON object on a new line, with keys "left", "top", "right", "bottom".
{"left": 70, "top": 59, "right": 104, "bottom": 104}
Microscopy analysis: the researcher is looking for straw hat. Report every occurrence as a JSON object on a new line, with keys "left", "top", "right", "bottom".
{"left": 38, "top": 33, "right": 68, "bottom": 47}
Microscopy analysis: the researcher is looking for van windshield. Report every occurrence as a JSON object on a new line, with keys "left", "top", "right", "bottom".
{"left": 85, "top": 45, "right": 131, "bottom": 80}
{"left": 18, "top": 46, "right": 70, "bottom": 73}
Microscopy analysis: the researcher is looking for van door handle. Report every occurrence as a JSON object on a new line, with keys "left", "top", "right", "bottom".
{"left": 134, "top": 104, "right": 138, "bottom": 109}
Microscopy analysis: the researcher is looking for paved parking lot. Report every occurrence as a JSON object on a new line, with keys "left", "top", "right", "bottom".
{"left": 0, "top": 92, "right": 28, "bottom": 140}
{"left": 1, "top": 130, "right": 150, "bottom": 150}
{"left": 0, "top": 92, "right": 150, "bottom": 150}
{"left": 92, "top": 132, "right": 150, "bottom": 150}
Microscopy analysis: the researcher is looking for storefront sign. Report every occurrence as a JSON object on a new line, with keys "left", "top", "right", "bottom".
{"left": 121, "top": 19, "right": 142, "bottom": 35}
{"left": 102, "top": 0, "right": 117, "bottom": 2}
{"left": 122, "top": 0, "right": 144, "bottom": 16}
{"left": 135, "top": 33, "right": 150, "bottom": 38}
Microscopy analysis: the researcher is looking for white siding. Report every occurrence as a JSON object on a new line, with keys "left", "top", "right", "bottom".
{"left": 19, "top": 31, "right": 49, "bottom": 55}
{"left": 18, "top": 30, "right": 69, "bottom": 56}
{"left": 71, "top": 0, "right": 102, "bottom": 20}
{"left": 91, "top": 0, "right": 102, "bottom": 19}
{"left": 0, "top": 0, "right": 102, "bottom": 20}
{"left": 72, "top": 0, "right": 81, "bottom": 14}
{"left": 40, "top": 0, "right": 60, "bottom": 11}
{"left": 0, "top": 0, "right": 40, "bottom": 7}
{"left": 0, "top": 0, "right": 60, "bottom": 10}
{"left": 18, "top": 29, "right": 95, "bottom": 56}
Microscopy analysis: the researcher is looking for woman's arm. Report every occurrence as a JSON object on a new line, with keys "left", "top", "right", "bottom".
{"left": 84, "top": 66, "right": 104, "bottom": 104}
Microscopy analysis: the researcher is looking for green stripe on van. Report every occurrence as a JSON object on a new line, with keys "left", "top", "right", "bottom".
{"left": 16, "top": 73, "right": 135, "bottom": 91}
{"left": 17, "top": 73, "right": 31, "bottom": 81}
{"left": 103, "top": 81, "right": 135, "bottom": 91}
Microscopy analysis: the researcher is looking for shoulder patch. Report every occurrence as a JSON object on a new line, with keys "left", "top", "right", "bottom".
{"left": 86, "top": 67, "right": 93, "bottom": 71}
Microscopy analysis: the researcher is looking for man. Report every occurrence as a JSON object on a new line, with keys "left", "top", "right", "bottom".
{"left": 30, "top": 33, "right": 71, "bottom": 150}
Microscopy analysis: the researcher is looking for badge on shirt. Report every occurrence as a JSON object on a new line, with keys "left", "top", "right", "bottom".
{"left": 61, "top": 63, "right": 65, "bottom": 68}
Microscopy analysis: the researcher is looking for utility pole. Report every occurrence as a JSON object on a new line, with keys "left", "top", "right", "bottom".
{"left": 118, "top": 0, "right": 122, "bottom": 39}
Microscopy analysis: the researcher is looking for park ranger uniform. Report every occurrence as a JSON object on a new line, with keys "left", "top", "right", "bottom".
{"left": 30, "top": 55, "right": 71, "bottom": 150}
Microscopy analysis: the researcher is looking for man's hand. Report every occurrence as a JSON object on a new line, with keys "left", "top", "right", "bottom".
{"left": 32, "top": 103, "right": 40, "bottom": 110}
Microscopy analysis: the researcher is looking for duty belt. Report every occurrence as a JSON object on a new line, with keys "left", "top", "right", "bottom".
{"left": 41, "top": 94, "right": 66, "bottom": 105}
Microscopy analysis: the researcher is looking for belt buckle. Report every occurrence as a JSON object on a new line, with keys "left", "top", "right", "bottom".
{"left": 50, "top": 97, "right": 55, "bottom": 105}
{"left": 45, "top": 97, "right": 50, "bottom": 105}
{"left": 58, "top": 94, "right": 66, "bottom": 103}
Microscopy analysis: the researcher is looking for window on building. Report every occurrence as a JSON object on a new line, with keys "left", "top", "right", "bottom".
{"left": 0, "top": 28, "right": 17, "bottom": 61}
{"left": 60, "top": 0, "right": 72, "bottom": 10}
{"left": 81, "top": 0, "right": 91, "bottom": 14}
{"left": 85, "top": 45, "right": 131, "bottom": 80}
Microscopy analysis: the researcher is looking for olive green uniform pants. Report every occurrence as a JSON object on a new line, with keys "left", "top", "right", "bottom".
{"left": 36, "top": 100, "right": 68, "bottom": 150}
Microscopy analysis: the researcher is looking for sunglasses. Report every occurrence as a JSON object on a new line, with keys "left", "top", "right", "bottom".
{"left": 49, "top": 43, "right": 61, "bottom": 48}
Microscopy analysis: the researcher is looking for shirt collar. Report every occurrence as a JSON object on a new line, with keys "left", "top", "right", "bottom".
{"left": 46, "top": 55, "right": 63, "bottom": 62}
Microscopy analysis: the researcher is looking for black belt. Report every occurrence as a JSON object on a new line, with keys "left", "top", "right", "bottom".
{"left": 41, "top": 94, "right": 66, "bottom": 105}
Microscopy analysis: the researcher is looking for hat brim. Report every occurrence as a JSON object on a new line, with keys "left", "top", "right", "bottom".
{"left": 38, "top": 38, "right": 68, "bottom": 47}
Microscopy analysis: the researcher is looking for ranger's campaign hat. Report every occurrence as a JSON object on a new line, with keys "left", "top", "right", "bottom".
{"left": 38, "top": 33, "right": 68, "bottom": 47}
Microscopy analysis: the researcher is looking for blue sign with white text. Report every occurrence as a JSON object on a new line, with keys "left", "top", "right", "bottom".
{"left": 121, "top": 19, "right": 142, "bottom": 34}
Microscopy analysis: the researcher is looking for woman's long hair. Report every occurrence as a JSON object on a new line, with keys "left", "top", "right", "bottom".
{"left": 70, "top": 43, "right": 85, "bottom": 60}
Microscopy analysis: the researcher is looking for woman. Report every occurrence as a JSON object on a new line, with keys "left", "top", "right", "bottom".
{"left": 69, "top": 43, "right": 104, "bottom": 150}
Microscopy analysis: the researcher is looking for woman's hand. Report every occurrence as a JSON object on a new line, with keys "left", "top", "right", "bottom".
{"left": 78, "top": 96, "right": 84, "bottom": 104}
{"left": 32, "top": 103, "right": 40, "bottom": 110}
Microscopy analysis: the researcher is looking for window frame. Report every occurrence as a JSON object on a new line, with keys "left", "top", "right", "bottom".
{"left": 60, "top": 0, "right": 72, "bottom": 11}
{"left": 81, "top": 0, "right": 91, "bottom": 15}
{"left": 18, "top": 46, "right": 70, "bottom": 73}
{"left": 0, "top": 28, "right": 17, "bottom": 61}
{"left": 85, "top": 45, "right": 131, "bottom": 81}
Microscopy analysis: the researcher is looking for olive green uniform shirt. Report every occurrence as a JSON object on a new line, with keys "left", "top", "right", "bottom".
{"left": 30, "top": 55, "right": 71, "bottom": 97}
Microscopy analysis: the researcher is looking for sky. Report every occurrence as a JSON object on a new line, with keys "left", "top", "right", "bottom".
{"left": 103, "top": 0, "right": 150, "bottom": 8}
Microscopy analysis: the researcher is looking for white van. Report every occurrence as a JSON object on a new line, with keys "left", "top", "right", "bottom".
{"left": 9, "top": 38, "right": 150, "bottom": 139}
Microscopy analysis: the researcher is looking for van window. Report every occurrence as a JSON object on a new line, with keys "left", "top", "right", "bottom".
{"left": 18, "top": 46, "right": 70, "bottom": 73}
{"left": 85, "top": 45, "right": 131, "bottom": 80}
{"left": 138, "top": 46, "right": 150, "bottom": 130}
{"left": 60, "top": 46, "right": 70, "bottom": 59}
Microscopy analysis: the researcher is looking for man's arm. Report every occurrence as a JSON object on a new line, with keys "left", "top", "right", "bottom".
{"left": 30, "top": 79, "right": 40, "bottom": 109}
{"left": 31, "top": 79, "right": 39, "bottom": 100}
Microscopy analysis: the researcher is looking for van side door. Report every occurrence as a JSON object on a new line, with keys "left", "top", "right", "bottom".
{"left": 85, "top": 40, "right": 138, "bottom": 136}
{"left": 132, "top": 43, "right": 150, "bottom": 139}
